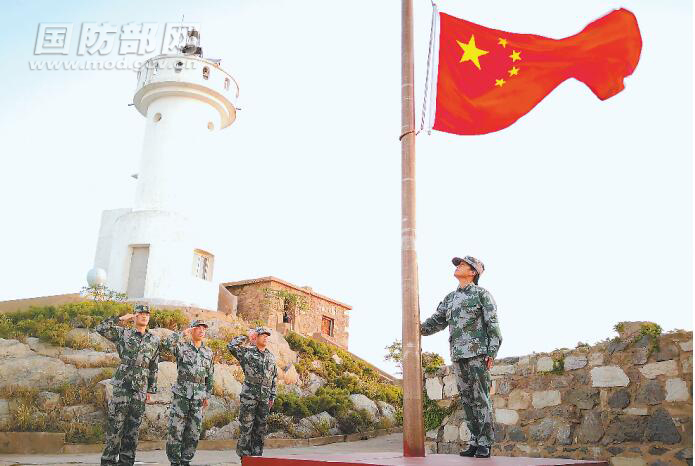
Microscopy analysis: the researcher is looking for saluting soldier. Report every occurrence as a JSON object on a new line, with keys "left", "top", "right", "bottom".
{"left": 160, "top": 320, "right": 214, "bottom": 466}
{"left": 95, "top": 304, "right": 160, "bottom": 466}
{"left": 227, "top": 326, "right": 277, "bottom": 460}
{"left": 420, "top": 256, "right": 502, "bottom": 458}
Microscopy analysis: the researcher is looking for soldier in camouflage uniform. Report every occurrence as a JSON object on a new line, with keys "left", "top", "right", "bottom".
{"left": 420, "top": 256, "right": 502, "bottom": 458}
{"left": 227, "top": 326, "right": 277, "bottom": 459}
{"left": 160, "top": 320, "right": 215, "bottom": 466}
{"left": 95, "top": 304, "right": 160, "bottom": 466}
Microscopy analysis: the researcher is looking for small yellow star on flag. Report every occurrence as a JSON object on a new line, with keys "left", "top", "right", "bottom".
{"left": 456, "top": 35, "right": 489, "bottom": 70}
{"left": 495, "top": 79, "right": 506, "bottom": 87}
{"left": 508, "top": 67, "right": 520, "bottom": 76}
{"left": 498, "top": 38, "right": 508, "bottom": 48}
{"left": 510, "top": 50, "right": 522, "bottom": 62}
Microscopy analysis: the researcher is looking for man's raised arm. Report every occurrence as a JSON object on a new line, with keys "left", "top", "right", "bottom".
{"left": 420, "top": 300, "right": 449, "bottom": 336}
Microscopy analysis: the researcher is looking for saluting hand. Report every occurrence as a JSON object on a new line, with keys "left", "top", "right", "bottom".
{"left": 119, "top": 313, "right": 135, "bottom": 322}
{"left": 268, "top": 399, "right": 274, "bottom": 410}
{"left": 145, "top": 393, "right": 151, "bottom": 404}
{"left": 247, "top": 330, "right": 257, "bottom": 343}
{"left": 485, "top": 357, "right": 494, "bottom": 370}
{"left": 202, "top": 399, "right": 209, "bottom": 409}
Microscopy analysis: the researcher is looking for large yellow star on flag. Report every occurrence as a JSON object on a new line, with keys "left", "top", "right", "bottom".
{"left": 456, "top": 35, "right": 489, "bottom": 70}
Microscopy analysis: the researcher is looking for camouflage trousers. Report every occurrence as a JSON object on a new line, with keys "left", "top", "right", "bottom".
{"left": 236, "top": 391, "right": 271, "bottom": 458}
{"left": 453, "top": 355, "right": 494, "bottom": 447}
{"left": 166, "top": 394, "right": 204, "bottom": 466}
{"left": 101, "top": 388, "right": 146, "bottom": 466}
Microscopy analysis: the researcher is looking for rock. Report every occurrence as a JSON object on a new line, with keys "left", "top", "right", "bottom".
{"left": 615, "top": 322, "right": 653, "bottom": 340}
{"left": 591, "top": 366, "right": 630, "bottom": 387}
{"left": 665, "top": 378, "right": 689, "bottom": 402}
{"left": 611, "top": 458, "right": 646, "bottom": 466}
{"left": 143, "top": 404, "right": 169, "bottom": 434}
{"left": 0, "top": 399, "right": 9, "bottom": 416}
{"left": 607, "top": 340, "right": 629, "bottom": 354}
{"left": 305, "top": 372, "right": 326, "bottom": 395}
{"left": 442, "top": 424, "right": 459, "bottom": 443}
{"left": 490, "top": 365, "right": 515, "bottom": 376}
{"left": 349, "top": 394, "right": 378, "bottom": 418}
{"left": 97, "top": 379, "right": 114, "bottom": 404}
{"left": 0, "top": 354, "right": 80, "bottom": 389}
{"left": 24, "top": 338, "right": 63, "bottom": 357}
{"left": 494, "top": 423, "right": 506, "bottom": 443}
{"left": 645, "top": 408, "right": 681, "bottom": 444}
{"left": 577, "top": 411, "right": 604, "bottom": 443}
{"left": 507, "top": 389, "right": 531, "bottom": 410}
{"left": 589, "top": 353, "right": 604, "bottom": 367}
{"left": 495, "top": 378, "right": 514, "bottom": 395}
{"left": 213, "top": 364, "right": 242, "bottom": 398}
{"left": 639, "top": 360, "right": 679, "bottom": 379}
{"left": 331, "top": 354, "right": 343, "bottom": 365}
{"left": 631, "top": 348, "right": 648, "bottom": 365}
{"left": 203, "top": 396, "right": 230, "bottom": 422}
{"left": 675, "top": 448, "right": 693, "bottom": 462}
{"left": 624, "top": 407, "right": 648, "bottom": 415}
{"left": 425, "top": 429, "right": 438, "bottom": 440}
{"left": 649, "top": 447, "right": 668, "bottom": 456}
{"left": 376, "top": 401, "right": 397, "bottom": 422}
{"left": 682, "top": 354, "right": 692, "bottom": 374}
{"left": 495, "top": 408, "right": 519, "bottom": 425}
{"left": 492, "top": 395, "right": 506, "bottom": 408}
{"left": 60, "top": 404, "right": 97, "bottom": 420}
{"left": 555, "top": 421, "right": 572, "bottom": 445}
{"left": 459, "top": 422, "right": 471, "bottom": 442}
{"left": 66, "top": 329, "right": 116, "bottom": 352}
{"left": 148, "top": 327, "right": 174, "bottom": 341}
{"left": 0, "top": 339, "right": 34, "bottom": 358}
{"left": 442, "top": 373, "right": 458, "bottom": 398}
{"left": 37, "top": 391, "right": 61, "bottom": 410}
{"left": 608, "top": 389, "right": 631, "bottom": 409}
{"left": 655, "top": 343, "right": 679, "bottom": 362}
{"left": 508, "top": 426, "right": 526, "bottom": 441}
{"left": 536, "top": 356, "right": 554, "bottom": 372}
{"left": 282, "top": 364, "right": 300, "bottom": 385}
{"left": 603, "top": 416, "right": 646, "bottom": 443}
{"left": 78, "top": 368, "right": 108, "bottom": 382}
{"left": 678, "top": 340, "right": 692, "bottom": 352}
{"left": 297, "top": 411, "right": 336, "bottom": 437}
{"left": 532, "top": 390, "right": 561, "bottom": 409}
{"left": 564, "top": 355, "right": 588, "bottom": 370}
{"left": 266, "top": 332, "right": 298, "bottom": 371}
{"left": 635, "top": 380, "right": 665, "bottom": 405}
{"left": 425, "top": 377, "right": 443, "bottom": 400}
{"left": 550, "top": 375, "right": 573, "bottom": 389}
{"left": 566, "top": 388, "right": 598, "bottom": 409}
{"left": 529, "top": 418, "right": 554, "bottom": 441}
{"left": 311, "top": 360, "right": 323, "bottom": 370}
{"left": 206, "top": 420, "right": 240, "bottom": 440}
{"left": 149, "top": 361, "right": 177, "bottom": 403}
{"left": 58, "top": 349, "right": 120, "bottom": 368}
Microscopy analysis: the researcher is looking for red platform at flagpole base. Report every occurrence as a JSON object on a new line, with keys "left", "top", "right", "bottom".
{"left": 243, "top": 452, "right": 608, "bottom": 466}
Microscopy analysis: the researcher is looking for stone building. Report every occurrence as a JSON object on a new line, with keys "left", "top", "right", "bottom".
{"left": 222, "top": 277, "right": 351, "bottom": 349}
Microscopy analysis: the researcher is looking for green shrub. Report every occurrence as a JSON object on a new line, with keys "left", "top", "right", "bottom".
{"left": 266, "top": 413, "right": 295, "bottom": 436}
{"left": 423, "top": 391, "right": 453, "bottom": 431}
{"left": 336, "top": 409, "right": 373, "bottom": 434}
{"left": 64, "top": 422, "right": 104, "bottom": 444}
{"left": 201, "top": 407, "right": 239, "bottom": 437}
{"left": 149, "top": 309, "right": 189, "bottom": 330}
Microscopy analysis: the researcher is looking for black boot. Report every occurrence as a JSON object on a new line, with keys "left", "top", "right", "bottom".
{"left": 474, "top": 446, "right": 491, "bottom": 458}
{"left": 459, "top": 444, "right": 477, "bottom": 457}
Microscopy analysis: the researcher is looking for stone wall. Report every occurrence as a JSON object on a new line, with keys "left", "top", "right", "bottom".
{"left": 225, "top": 277, "right": 350, "bottom": 349}
{"left": 423, "top": 322, "right": 692, "bottom": 465}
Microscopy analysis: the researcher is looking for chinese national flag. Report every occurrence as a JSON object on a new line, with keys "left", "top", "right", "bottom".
{"left": 433, "top": 9, "right": 642, "bottom": 135}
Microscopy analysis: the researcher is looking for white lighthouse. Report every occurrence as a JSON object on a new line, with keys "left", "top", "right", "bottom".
{"left": 89, "top": 30, "right": 238, "bottom": 310}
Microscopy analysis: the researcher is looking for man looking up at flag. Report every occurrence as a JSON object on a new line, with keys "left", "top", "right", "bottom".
{"left": 420, "top": 256, "right": 502, "bottom": 458}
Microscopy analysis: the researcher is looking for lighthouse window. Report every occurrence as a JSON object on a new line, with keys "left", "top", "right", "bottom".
{"left": 192, "top": 250, "right": 214, "bottom": 281}
{"left": 224, "top": 78, "right": 230, "bottom": 90}
{"left": 203, "top": 66, "right": 210, "bottom": 80}
{"left": 175, "top": 61, "right": 184, "bottom": 73}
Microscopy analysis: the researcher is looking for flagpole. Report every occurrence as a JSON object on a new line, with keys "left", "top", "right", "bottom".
{"left": 401, "top": 0, "right": 425, "bottom": 457}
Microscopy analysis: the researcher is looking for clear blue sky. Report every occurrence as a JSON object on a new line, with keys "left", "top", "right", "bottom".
{"left": 0, "top": 0, "right": 691, "bottom": 375}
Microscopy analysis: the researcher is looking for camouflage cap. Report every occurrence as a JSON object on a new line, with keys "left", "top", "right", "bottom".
{"left": 255, "top": 326, "right": 272, "bottom": 336}
{"left": 452, "top": 256, "right": 485, "bottom": 284}
{"left": 189, "top": 320, "right": 208, "bottom": 328}
{"left": 133, "top": 304, "right": 150, "bottom": 314}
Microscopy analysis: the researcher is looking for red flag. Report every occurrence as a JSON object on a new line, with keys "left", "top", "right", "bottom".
{"left": 432, "top": 9, "right": 642, "bottom": 135}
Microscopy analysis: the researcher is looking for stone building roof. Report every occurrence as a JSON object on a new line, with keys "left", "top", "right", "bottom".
{"left": 221, "top": 276, "right": 352, "bottom": 310}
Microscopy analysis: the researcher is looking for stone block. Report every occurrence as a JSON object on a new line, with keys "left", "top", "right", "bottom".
{"left": 589, "top": 352, "right": 604, "bottom": 366}
{"left": 608, "top": 389, "right": 630, "bottom": 409}
{"left": 491, "top": 395, "right": 506, "bottom": 408}
{"left": 425, "top": 377, "right": 443, "bottom": 400}
{"left": 536, "top": 356, "right": 554, "bottom": 372}
{"left": 507, "top": 389, "right": 531, "bottom": 410}
{"left": 532, "top": 390, "right": 561, "bottom": 409}
{"left": 635, "top": 380, "right": 665, "bottom": 405}
{"left": 655, "top": 343, "right": 679, "bottom": 362}
{"left": 682, "top": 354, "right": 693, "bottom": 373}
{"left": 442, "top": 373, "right": 458, "bottom": 398}
{"left": 425, "top": 429, "right": 438, "bottom": 440}
{"left": 611, "top": 458, "right": 646, "bottom": 466}
{"left": 678, "top": 340, "right": 692, "bottom": 352}
{"left": 529, "top": 418, "right": 553, "bottom": 441}
{"left": 604, "top": 415, "right": 646, "bottom": 443}
{"left": 631, "top": 348, "right": 648, "bottom": 365}
{"left": 490, "top": 364, "right": 515, "bottom": 376}
{"left": 566, "top": 388, "right": 598, "bottom": 409}
{"left": 639, "top": 360, "right": 678, "bottom": 379}
{"left": 623, "top": 407, "right": 648, "bottom": 415}
{"left": 591, "top": 366, "right": 630, "bottom": 387}
{"left": 555, "top": 420, "right": 572, "bottom": 445}
{"left": 507, "top": 426, "right": 526, "bottom": 441}
{"left": 442, "top": 424, "right": 459, "bottom": 443}
{"left": 564, "top": 355, "right": 588, "bottom": 370}
{"left": 495, "top": 408, "right": 519, "bottom": 425}
{"left": 459, "top": 422, "right": 471, "bottom": 441}
{"left": 577, "top": 411, "right": 603, "bottom": 443}
{"left": 665, "top": 378, "right": 689, "bottom": 402}
{"left": 645, "top": 408, "right": 681, "bottom": 444}
{"left": 36, "top": 392, "right": 60, "bottom": 411}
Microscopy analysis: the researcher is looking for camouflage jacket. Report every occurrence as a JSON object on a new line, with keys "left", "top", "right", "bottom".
{"left": 95, "top": 317, "right": 160, "bottom": 397}
{"left": 421, "top": 283, "right": 502, "bottom": 361}
{"left": 227, "top": 336, "right": 277, "bottom": 402}
{"left": 161, "top": 332, "right": 214, "bottom": 400}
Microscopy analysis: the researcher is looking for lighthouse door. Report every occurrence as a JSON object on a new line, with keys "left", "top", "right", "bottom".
{"left": 127, "top": 245, "right": 149, "bottom": 298}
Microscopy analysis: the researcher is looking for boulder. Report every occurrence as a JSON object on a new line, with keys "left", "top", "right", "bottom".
{"left": 148, "top": 328, "right": 174, "bottom": 341}
{"left": 213, "top": 364, "right": 242, "bottom": 398}
{"left": 143, "top": 403, "right": 169, "bottom": 435}
{"left": 0, "top": 354, "right": 80, "bottom": 389}
{"left": 37, "top": 391, "right": 61, "bottom": 410}
{"left": 58, "top": 349, "right": 120, "bottom": 368}
{"left": 206, "top": 420, "right": 240, "bottom": 440}
{"left": 299, "top": 411, "right": 336, "bottom": 435}
{"left": 149, "top": 361, "right": 177, "bottom": 403}
{"left": 60, "top": 404, "right": 97, "bottom": 420}
{"left": 304, "top": 372, "right": 326, "bottom": 395}
{"left": 377, "top": 401, "right": 397, "bottom": 422}
{"left": 349, "top": 394, "right": 379, "bottom": 418}
{"left": 265, "top": 331, "right": 297, "bottom": 370}
{"left": 490, "top": 365, "right": 515, "bottom": 376}
{"left": 97, "top": 379, "right": 114, "bottom": 404}
{"left": 282, "top": 364, "right": 300, "bottom": 385}
{"left": 0, "top": 339, "right": 33, "bottom": 358}
{"left": 203, "top": 396, "right": 232, "bottom": 422}
{"left": 331, "top": 354, "right": 343, "bottom": 365}
{"left": 66, "top": 328, "right": 116, "bottom": 352}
